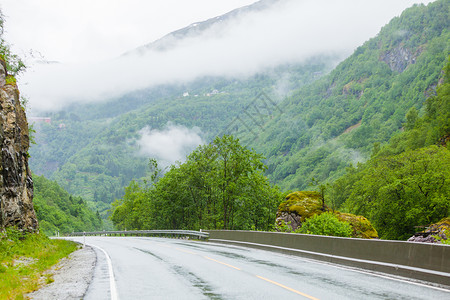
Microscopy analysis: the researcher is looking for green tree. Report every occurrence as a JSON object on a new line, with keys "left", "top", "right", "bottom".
{"left": 110, "top": 135, "right": 282, "bottom": 231}
{"left": 405, "top": 107, "right": 419, "bottom": 130}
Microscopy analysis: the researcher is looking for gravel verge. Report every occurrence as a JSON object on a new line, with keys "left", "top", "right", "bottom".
{"left": 26, "top": 244, "right": 97, "bottom": 300}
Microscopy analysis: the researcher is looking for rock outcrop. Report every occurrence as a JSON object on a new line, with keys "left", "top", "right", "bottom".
{"left": 276, "top": 191, "right": 378, "bottom": 239}
{"left": 0, "top": 59, "right": 38, "bottom": 232}
{"left": 408, "top": 217, "right": 450, "bottom": 244}
{"left": 276, "top": 191, "right": 326, "bottom": 231}
{"left": 380, "top": 45, "right": 418, "bottom": 73}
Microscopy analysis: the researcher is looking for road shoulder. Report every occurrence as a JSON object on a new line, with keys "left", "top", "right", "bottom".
{"left": 26, "top": 244, "right": 97, "bottom": 300}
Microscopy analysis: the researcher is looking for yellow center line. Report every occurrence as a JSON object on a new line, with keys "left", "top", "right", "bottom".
{"left": 175, "top": 247, "right": 198, "bottom": 255}
{"left": 167, "top": 243, "right": 318, "bottom": 299}
{"left": 203, "top": 256, "right": 242, "bottom": 270}
{"left": 256, "top": 275, "right": 320, "bottom": 300}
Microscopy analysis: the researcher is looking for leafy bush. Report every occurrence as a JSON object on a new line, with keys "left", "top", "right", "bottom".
{"left": 296, "top": 212, "right": 352, "bottom": 237}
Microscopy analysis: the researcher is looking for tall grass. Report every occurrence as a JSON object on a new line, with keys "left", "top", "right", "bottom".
{"left": 0, "top": 228, "right": 78, "bottom": 299}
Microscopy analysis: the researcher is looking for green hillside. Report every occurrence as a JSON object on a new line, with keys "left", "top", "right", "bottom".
{"left": 33, "top": 175, "right": 103, "bottom": 235}
{"left": 330, "top": 57, "right": 450, "bottom": 240}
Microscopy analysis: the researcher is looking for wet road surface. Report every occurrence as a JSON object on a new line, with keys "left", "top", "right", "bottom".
{"left": 68, "top": 236, "right": 450, "bottom": 299}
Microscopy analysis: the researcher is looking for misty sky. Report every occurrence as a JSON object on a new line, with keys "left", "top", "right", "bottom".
{"left": 1, "top": 0, "right": 257, "bottom": 63}
{"left": 1, "top": 0, "right": 432, "bottom": 113}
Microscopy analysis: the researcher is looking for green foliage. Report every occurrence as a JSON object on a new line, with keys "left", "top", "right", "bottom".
{"left": 33, "top": 175, "right": 103, "bottom": 235}
{"left": 276, "top": 191, "right": 378, "bottom": 238}
{"left": 335, "top": 212, "right": 378, "bottom": 239}
{"left": 328, "top": 53, "right": 450, "bottom": 240}
{"left": 296, "top": 212, "right": 352, "bottom": 237}
{"left": 111, "top": 135, "right": 283, "bottom": 231}
{"left": 0, "top": 228, "right": 77, "bottom": 298}
{"left": 275, "top": 220, "right": 293, "bottom": 233}
{"left": 0, "top": 11, "right": 26, "bottom": 76}
{"left": 434, "top": 229, "right": 450, "bottom": 245}
{"left": 339, "top": 146, "right": 449, "bottom": 240}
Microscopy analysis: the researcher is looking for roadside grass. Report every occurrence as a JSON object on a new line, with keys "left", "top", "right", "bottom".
{"left": 0, "top": 228, "right": 78, "bottom": 299}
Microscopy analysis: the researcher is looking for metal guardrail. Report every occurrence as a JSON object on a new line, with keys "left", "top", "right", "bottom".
{"left": 69, "top": 230, "right": 209, "bottom": 239}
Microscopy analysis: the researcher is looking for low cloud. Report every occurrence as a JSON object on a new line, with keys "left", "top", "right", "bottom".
{"left": 136, "top": 123, "right": 204, "bottom": 167}
{"left": 21, "top": 0, "right": 424, "bottom": 113}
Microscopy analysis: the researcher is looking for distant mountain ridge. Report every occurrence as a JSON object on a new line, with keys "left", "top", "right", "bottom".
{"left": 128, "top": 0, "right": 281, "bottom": 54}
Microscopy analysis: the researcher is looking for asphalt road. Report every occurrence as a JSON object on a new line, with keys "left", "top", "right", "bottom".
{"left": 68, "top": 236, "right": 450, "bottom": 299}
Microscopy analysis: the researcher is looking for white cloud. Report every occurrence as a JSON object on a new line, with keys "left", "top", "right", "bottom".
{"left": 1, "top": 0, "right": 257, "bottom": 63}
{"left": 136, "top": 123, "right": 204, "bottom": 167}
{"left": 16, "top": 0, "right": 429, "bottom": 113}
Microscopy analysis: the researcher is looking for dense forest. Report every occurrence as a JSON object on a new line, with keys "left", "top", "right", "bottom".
{"left": 33, "top": 175, "right": 103, "bottom": 235}
{"left": 29, "top": 1, "right": 449, "bottom": 217}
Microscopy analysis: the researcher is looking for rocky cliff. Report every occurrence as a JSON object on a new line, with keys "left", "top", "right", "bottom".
{"left": 0, "top": 59, "right": 38, "bottom": 232}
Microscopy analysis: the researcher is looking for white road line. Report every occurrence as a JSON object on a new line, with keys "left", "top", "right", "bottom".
{"left": 90, "top": 244, "right": 119, "bottom": 300}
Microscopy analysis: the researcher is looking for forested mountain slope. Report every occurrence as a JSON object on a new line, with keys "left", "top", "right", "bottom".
{"left": 330, "top": 56, "right": 450, "bottom": 240}
{"left": 29, "top": 60, "right": 334, "bottom": 216}
{"left": 244, "top": 0, "right": 449, "bottom": 190}
{"left": 28, "top": 0, "right": 449, "bottom": 219}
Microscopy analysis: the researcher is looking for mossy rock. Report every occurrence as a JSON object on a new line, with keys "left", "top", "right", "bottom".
{"left": 430, "top": 217, "right": 450, "bottom": 229}
{"left": 277, "top": 191, "right": 327, "bottom": 222}
{"left": 277, "top": 191, "right": 378, "bottom": 238}
{"left": 425, "top": 217, "right": 450, "bottom": 239}
{"left": 335, "top": 212, "right": 378, "bottom": 239}
{"left": 408, "top": 217, "right": 450, "bottom": 243}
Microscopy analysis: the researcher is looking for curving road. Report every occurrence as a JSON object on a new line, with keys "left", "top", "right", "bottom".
{"left": 68, "top": 236, "right": 450, "bottom": 299}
